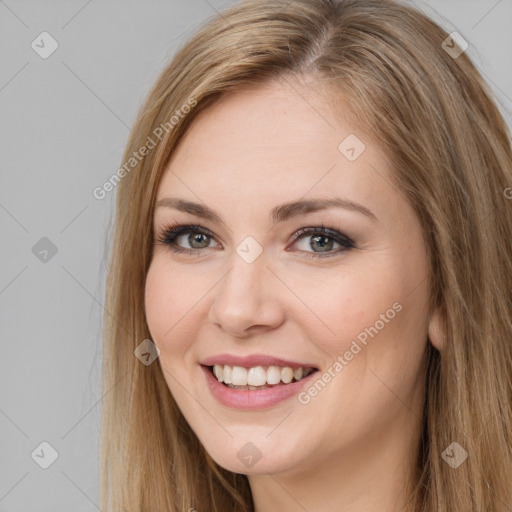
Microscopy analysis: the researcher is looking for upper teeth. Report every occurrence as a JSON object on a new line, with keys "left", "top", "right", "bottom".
{"left": 212, "top": 364, "right": 314, "bottom": 386}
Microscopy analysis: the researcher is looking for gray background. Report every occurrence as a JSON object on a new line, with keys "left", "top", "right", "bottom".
{"left": 1, "top": 0, "right": 511, "bottom": 510}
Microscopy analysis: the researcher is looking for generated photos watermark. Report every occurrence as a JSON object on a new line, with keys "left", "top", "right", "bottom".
{"left": 298, "top": 301, "right": 403, "bottom": 404}
{"left": 93, "top": 96, "right": 197, "bottom": 200}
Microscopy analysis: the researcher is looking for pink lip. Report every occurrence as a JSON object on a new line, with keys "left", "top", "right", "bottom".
{"left": 200, "top": 353, "right": 318, "bottom": 370}
{"left": 200, "top": 364, "right": 319, "bottom": 410}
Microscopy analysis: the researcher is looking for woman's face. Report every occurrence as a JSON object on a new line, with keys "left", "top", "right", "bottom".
{"left": 145, "top": 76, "right": 436, "bottom": 477}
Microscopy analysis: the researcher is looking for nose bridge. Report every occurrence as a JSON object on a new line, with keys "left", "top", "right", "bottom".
{"left": 208, "top": 244, "right": 285, "bottom": 335}
{"left": 219, "top": 247, "right": 268, "bottom": 309}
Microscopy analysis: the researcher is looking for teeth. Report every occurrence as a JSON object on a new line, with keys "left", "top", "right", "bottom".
{"left": 212, "top": 364, "right": 315, "bottom": 387}
{"left": 247, "top": 366, "right": 267, "bottom": 386}
{"left": 226, "top": 383, "right": 271, "bottom": 390}
{"left": 213, "top": 365, "right": 223, "bottom": 381}
{"left": 231, "top": 366, "right": 248, "bottom": 386}
{"left": 223, "top": 365, "right": 232, "bottom": 384}
{"left": 267, "top": 366, "right": 281, "bottom": 385}
{"left": 281, "top": 367, "right": 294, "bottom": 384}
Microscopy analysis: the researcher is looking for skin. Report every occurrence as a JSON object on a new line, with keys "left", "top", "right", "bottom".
{"left": 144, "top": 74, "right": 444, "bottom": 512}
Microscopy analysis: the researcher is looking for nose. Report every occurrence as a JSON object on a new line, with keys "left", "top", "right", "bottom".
{"left": 207, "top": 249, "right": 286, "bottom": 338}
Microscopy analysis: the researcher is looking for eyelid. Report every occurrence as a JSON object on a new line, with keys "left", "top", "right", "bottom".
{"left": 289, "top": 225, "right": 354, "bottom": 245}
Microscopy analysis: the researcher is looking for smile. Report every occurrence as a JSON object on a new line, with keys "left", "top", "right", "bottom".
{"left": 201, "top": 364, "right": 320, "bottom": 410}
{"left": 211, "top": 364, "right": 316, "bottom": 389}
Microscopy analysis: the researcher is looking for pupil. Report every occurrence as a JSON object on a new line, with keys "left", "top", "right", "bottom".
{"left": 311, "top": 235, "right": 332, "bottom": 252}
{"left": 190, "top": 233, "right": 209, "bottom": 248}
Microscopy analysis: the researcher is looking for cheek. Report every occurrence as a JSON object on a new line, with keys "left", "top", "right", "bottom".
{"left": 144, "top": 258, "right": 203, "bottom": 354}
{"left": 287, "top": 264, "right": 403, "bottom": 357}
{"left": 288, "top": 257, "right": 429, "bottom": 403}
{"left": 144, "top": 259, "right": 207, "bottom": 410}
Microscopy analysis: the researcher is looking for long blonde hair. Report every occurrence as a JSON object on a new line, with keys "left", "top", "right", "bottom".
{"left": 99, "top": 0, "right": 512, "bottom": 510}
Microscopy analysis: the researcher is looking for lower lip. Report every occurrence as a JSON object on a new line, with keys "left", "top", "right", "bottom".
{"left": 200, "top": 365, "right": 318, "bottom": 410}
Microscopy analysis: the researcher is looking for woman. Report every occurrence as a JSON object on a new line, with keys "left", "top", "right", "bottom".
{"left": 99, "top": 0, "right": 512, "bottom": 510}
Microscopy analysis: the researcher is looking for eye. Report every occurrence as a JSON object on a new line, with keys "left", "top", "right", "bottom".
{"left": 155, "top": 224, "right": 219, "bottom": 256}
{"left": 288, "top": 225, "right": 355, "bottom": 259}
{"left": 154, "top": 223, "right": 355, "bottom": 259}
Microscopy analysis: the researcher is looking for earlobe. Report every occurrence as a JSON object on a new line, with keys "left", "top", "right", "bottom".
{"left": 428, "top": 307, "right": 445, "bottom": 351}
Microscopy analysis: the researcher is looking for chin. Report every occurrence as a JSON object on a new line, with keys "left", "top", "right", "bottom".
{"left": 202, "top": 436, "right": 307, "bottom": 476}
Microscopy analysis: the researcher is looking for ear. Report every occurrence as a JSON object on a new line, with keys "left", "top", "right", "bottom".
{"left": 428, "top": 307, "right": 445, "bottom": 351}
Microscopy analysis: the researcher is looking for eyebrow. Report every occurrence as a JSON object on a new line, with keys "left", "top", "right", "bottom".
{"left": 154, "top": 196, "right": 378, "bottom": 224}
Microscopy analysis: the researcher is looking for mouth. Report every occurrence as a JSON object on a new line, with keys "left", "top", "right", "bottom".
{"left": 204, "top": 364, "right": 319, "bottom": 391}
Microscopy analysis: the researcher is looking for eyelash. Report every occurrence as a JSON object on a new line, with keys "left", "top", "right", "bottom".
{"left": 154, "top": 223, "right": 355, "bottom": 259}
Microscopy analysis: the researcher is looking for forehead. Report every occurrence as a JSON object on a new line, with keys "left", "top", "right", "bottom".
{"left": 157, "top": 78, "right": 400, "bottom": 221}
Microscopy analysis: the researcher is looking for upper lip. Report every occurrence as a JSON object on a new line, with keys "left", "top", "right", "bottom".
{"left": 200, "top": 353, "right": 318, "bottom": 370}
